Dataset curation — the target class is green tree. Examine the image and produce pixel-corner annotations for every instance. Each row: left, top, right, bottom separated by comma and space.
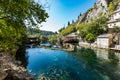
77, 16, 108, 42
108, 2, 115, 14
49, 34, 57, 44
0, 0, 48, 50
68, 21, 70, 26
110, 26, 120, 33
85, 33, 95, 43
0, 0, 48, 27
60, 25, 76, 36
58, 27, 65, 33
72, 20, 74, 24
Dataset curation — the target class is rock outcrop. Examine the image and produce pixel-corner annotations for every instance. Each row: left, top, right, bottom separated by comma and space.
76, 0, 120, 25
0, 51, 34, 80
76, 0, 110, 24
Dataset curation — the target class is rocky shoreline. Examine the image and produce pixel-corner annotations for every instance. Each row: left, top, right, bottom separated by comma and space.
0, 51, 34, 80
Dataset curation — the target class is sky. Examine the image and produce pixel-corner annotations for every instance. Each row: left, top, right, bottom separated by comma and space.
38, 0, 97, 32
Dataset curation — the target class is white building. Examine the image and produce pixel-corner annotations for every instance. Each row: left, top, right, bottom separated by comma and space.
97, 34, 113, 49
108, 10, 120, 28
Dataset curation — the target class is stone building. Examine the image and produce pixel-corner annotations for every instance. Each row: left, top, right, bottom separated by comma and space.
108, 5, 120, 29
97, 34, 113, 49
108, 10, 120, 28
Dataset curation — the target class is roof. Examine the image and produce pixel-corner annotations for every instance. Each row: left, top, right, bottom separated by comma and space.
65, 33, 77, 37
97, 34, 112, 38
62, 33, 78, 43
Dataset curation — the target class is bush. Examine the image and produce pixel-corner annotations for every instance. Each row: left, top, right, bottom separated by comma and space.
85, 33, 95, 43
77, 16, 108, 42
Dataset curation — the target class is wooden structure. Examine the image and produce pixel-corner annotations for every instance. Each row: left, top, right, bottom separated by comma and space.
62, 33, 78, 51
62, 33, 79, 43
26, 38, 39, 44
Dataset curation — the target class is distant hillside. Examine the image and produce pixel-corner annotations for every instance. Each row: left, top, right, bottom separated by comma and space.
40, 30, 55, 36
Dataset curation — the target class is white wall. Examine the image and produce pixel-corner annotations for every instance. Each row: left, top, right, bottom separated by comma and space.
113, 12, 120, 20
108, 22, 120, 28
97, 38, 109, 48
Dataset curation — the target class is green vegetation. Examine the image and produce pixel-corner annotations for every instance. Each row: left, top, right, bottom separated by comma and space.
52, 15, 108, 43
58, 27, 65, 33
108, 0, 120, 14
0, 20, 25, 50
77, 16, 108, 42
60, 25, 76, 36
49, 34, 58, 44
85, 33, 95, 43
108, 2, 115, 14
110, 26, 120, 33
68, 21, 71, 26
0, 0, 48, 51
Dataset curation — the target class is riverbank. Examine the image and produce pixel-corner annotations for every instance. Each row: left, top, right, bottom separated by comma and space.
78, 42, 97, 48
0, 51, 34, 80
78, 41, 120, 52
78, 41, 113, 50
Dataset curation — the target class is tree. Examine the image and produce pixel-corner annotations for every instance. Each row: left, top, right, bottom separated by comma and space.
68, 21, 70, 26
80, 13, 82, 16
49, 34, 57, 44
78, 13, 82, 19
108, 2, 115, 14
58, 27, 65, 33
72, 20, 74, 24
0, 0, 48, 50
85, 33, 95, 43
60, 25, 76, 36
55, 31, 58, 34
0, 0, 48, 28
77, 16, 108, 42
110, 26, 120, 33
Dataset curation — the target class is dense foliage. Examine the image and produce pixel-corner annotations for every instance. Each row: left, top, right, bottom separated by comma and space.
76, 16, 108, 42
49, 34, 58, 44
108, 2, 115, 14
108, 0, 119, 14
0, 0, 48, 51
60, 25, 76, 36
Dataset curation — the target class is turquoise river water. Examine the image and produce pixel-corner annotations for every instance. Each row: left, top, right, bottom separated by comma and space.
26, 47, 120, 80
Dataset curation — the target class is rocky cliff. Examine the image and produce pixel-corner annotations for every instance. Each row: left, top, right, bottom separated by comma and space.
76, 0, 113, 25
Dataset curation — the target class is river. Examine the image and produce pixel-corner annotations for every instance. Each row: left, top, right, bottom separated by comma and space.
26, 47, 120, 80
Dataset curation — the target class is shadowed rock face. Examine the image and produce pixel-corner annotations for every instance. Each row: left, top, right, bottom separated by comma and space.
63, 37, 79, 43
0, 71, 8, 80
4, 70, 34, 80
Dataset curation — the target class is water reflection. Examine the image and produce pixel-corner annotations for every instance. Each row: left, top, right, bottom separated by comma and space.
108, 51, 119, 64
26, 47, 120, 80
16, 45, 28, 68
88, 48, 120, 80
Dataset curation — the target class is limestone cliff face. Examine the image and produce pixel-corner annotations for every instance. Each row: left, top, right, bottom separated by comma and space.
76, 0, 110, 25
